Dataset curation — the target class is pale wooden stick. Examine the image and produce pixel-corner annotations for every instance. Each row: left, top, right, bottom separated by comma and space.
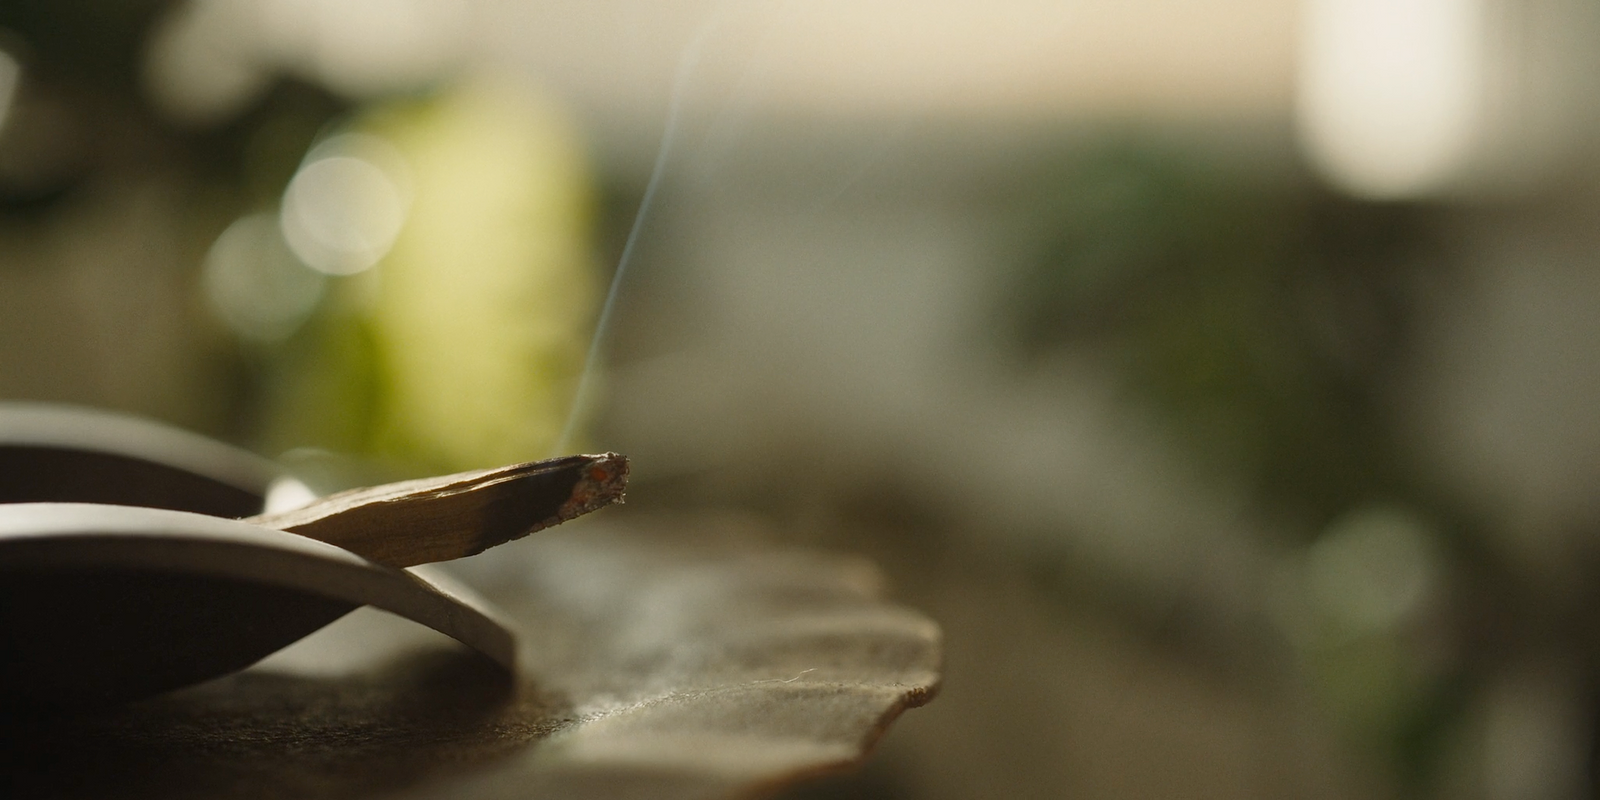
248, 453, 628, 568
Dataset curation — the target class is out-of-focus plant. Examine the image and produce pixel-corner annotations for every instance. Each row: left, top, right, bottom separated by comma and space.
257, 81, 598, 471
0, 1, 602, 475
999, 138, 1480, 787
1006, 142, 1432, 531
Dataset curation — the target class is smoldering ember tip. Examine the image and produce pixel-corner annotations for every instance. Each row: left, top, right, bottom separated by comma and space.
249, 453, 630, 568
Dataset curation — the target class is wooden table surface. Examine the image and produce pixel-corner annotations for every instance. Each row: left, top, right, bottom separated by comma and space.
0, 513, 941, 800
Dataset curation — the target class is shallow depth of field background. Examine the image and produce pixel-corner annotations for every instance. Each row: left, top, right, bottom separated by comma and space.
4, 1, 1600, 797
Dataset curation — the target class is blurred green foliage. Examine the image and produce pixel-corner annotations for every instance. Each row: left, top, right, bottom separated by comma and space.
0, 3, 600, 473
0, 1, 165, 90
1007, 140, 1439, 535
258, 83, 599, 472
1002, 138, 1484, 786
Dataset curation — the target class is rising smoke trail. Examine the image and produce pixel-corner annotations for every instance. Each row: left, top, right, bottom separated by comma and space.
554, 8, 737, 454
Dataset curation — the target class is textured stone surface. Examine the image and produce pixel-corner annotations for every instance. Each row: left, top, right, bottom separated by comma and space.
1, 514, 941, 799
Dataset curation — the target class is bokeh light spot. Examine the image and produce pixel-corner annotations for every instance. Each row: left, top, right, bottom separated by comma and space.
203, 213, 327, 343
1306, 504, 1440, 637
1297, 0, 1483, 199
281, 133, 411, 275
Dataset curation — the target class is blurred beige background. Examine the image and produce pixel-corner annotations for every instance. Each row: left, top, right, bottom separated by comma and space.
5, 1, 1600, 797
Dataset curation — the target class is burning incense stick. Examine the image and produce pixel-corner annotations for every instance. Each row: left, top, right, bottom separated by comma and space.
249, 453, 628, 568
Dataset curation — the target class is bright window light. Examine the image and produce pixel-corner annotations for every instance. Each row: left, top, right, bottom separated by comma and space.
1296, 0, 1484, 199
